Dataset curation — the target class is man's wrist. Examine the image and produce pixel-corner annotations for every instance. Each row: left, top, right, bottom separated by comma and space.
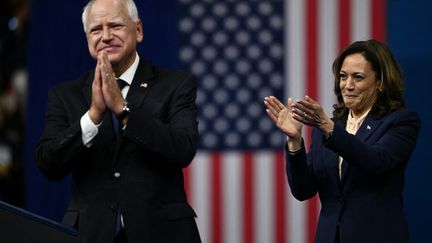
89, 108, 103, 124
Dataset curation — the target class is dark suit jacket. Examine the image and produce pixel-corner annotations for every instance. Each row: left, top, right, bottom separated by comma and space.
35, 59, 201, 243
286, 107, 420, 243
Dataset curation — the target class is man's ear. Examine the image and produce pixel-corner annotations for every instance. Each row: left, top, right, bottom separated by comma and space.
136, 19, 144, 43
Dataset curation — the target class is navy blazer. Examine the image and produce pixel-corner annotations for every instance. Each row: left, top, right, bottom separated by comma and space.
35, 59, 201, 243
286, 107, 420, 243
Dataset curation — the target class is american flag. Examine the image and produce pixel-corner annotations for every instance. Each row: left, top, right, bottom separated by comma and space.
178, 0, 386, 242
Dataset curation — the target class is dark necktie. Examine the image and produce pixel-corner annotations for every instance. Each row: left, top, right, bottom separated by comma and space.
114, 80, 127, 237
112, 79, 128, 137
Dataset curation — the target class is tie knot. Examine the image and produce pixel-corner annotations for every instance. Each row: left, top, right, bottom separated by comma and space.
117, 79, 128, 90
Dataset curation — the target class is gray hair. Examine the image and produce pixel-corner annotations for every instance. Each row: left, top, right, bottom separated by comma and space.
82, 0, 139, 33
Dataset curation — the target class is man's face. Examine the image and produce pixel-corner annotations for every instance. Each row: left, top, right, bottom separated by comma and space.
85, 0, 143, 74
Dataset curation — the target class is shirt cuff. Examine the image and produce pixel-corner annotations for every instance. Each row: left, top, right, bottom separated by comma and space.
80, 111, 101, 147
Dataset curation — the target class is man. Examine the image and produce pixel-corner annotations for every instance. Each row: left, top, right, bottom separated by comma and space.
34, 0, 201, 242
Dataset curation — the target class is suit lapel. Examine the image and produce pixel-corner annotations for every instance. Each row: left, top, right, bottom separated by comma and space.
114, 60, 155, 159
340, 113, 382, 185
125, 59, 155, 110
355, 115, 382, 143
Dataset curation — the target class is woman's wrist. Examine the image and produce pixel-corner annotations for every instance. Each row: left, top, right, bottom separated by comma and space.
287, 136, 302, 152
320, 119, 334, 138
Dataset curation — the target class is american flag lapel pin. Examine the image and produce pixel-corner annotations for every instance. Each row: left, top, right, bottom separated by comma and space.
367, 125, 371, 130
140, 82, 148, 88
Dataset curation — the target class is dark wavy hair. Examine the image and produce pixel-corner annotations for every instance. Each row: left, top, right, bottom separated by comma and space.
332, 39, 405, 119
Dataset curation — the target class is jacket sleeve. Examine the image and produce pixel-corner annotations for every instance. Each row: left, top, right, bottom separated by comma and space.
34, 86, 88, 181
285, 138, 318, 201
323, 108, 420, 176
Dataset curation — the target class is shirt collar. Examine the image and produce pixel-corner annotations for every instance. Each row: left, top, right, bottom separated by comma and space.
348, 107, 372, 126
117, 52, 140, 86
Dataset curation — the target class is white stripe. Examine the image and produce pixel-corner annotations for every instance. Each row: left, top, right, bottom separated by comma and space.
286, 0, 307, 242
318, 0, 338, 115
254, 151, 275, 243
222, 152, 243, 243
288, 194, 307, 243
286, 0, 306, 100
284, 174, 291, 243
190, 152, 211, 243
351, 0, 371, 41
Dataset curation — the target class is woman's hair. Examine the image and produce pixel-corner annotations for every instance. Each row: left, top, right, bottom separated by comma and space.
332, 39, 405, 119
81, 0, 139, 33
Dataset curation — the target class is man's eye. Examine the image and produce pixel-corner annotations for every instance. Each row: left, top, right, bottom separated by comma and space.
90, 28, 101, 34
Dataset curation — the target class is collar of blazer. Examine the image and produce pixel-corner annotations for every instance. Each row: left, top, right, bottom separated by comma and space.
125, 59, 155, 109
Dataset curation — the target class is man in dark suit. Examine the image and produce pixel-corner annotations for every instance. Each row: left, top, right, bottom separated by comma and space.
34, 0, 201, 242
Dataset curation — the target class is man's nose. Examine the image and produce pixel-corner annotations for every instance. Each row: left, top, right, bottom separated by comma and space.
102, 28, 113, 42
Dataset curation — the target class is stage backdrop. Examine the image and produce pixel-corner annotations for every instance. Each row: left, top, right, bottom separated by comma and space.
25, 0, 432, 243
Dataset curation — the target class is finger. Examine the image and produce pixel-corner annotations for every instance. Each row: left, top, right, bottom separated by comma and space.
102, 52, 116, 78
270, 96, 286, 110
287, 97, 294, 106
98, 54, 108, 83
95, 62, 100, 81
265, 108, 278, 124
291, 108, 305, 120
292, 105, 313, 124
292, 100, 310, 115
264, 97, 280, 111
296, 99, 320, 118
99, 52, 115, 84
94, 64, 102, 88
296, 99, 316, 111
292, 112, 305, 124
264, 99, 280, 118
292, 111, 312, 126
304, 95, 317, 103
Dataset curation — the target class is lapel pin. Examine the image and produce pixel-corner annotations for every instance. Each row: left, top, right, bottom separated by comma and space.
366, 125, 371, 130
140, 82, 148, 88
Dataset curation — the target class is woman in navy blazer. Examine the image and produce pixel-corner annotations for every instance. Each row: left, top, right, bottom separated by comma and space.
264, 40, 420, 243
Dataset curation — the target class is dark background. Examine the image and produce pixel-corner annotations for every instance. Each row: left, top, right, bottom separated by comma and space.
0, 0, 430, 242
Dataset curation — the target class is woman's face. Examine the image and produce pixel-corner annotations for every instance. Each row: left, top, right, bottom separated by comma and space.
339, 53, 380, 116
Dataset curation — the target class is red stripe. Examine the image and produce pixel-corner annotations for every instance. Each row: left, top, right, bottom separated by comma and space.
306, 0, 318, 102
338, 0, 351, 50
372, 0, 387, 41
305, 0, 318, 148
211, 153, 222, 243
307, 196, 320, 243
243, 152, 254, 243
274, 151, 286, 243
306, 0, 319, 242
183, 166, 191, 200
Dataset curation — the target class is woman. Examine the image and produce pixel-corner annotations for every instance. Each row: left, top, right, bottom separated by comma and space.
264, 40, 420, 243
